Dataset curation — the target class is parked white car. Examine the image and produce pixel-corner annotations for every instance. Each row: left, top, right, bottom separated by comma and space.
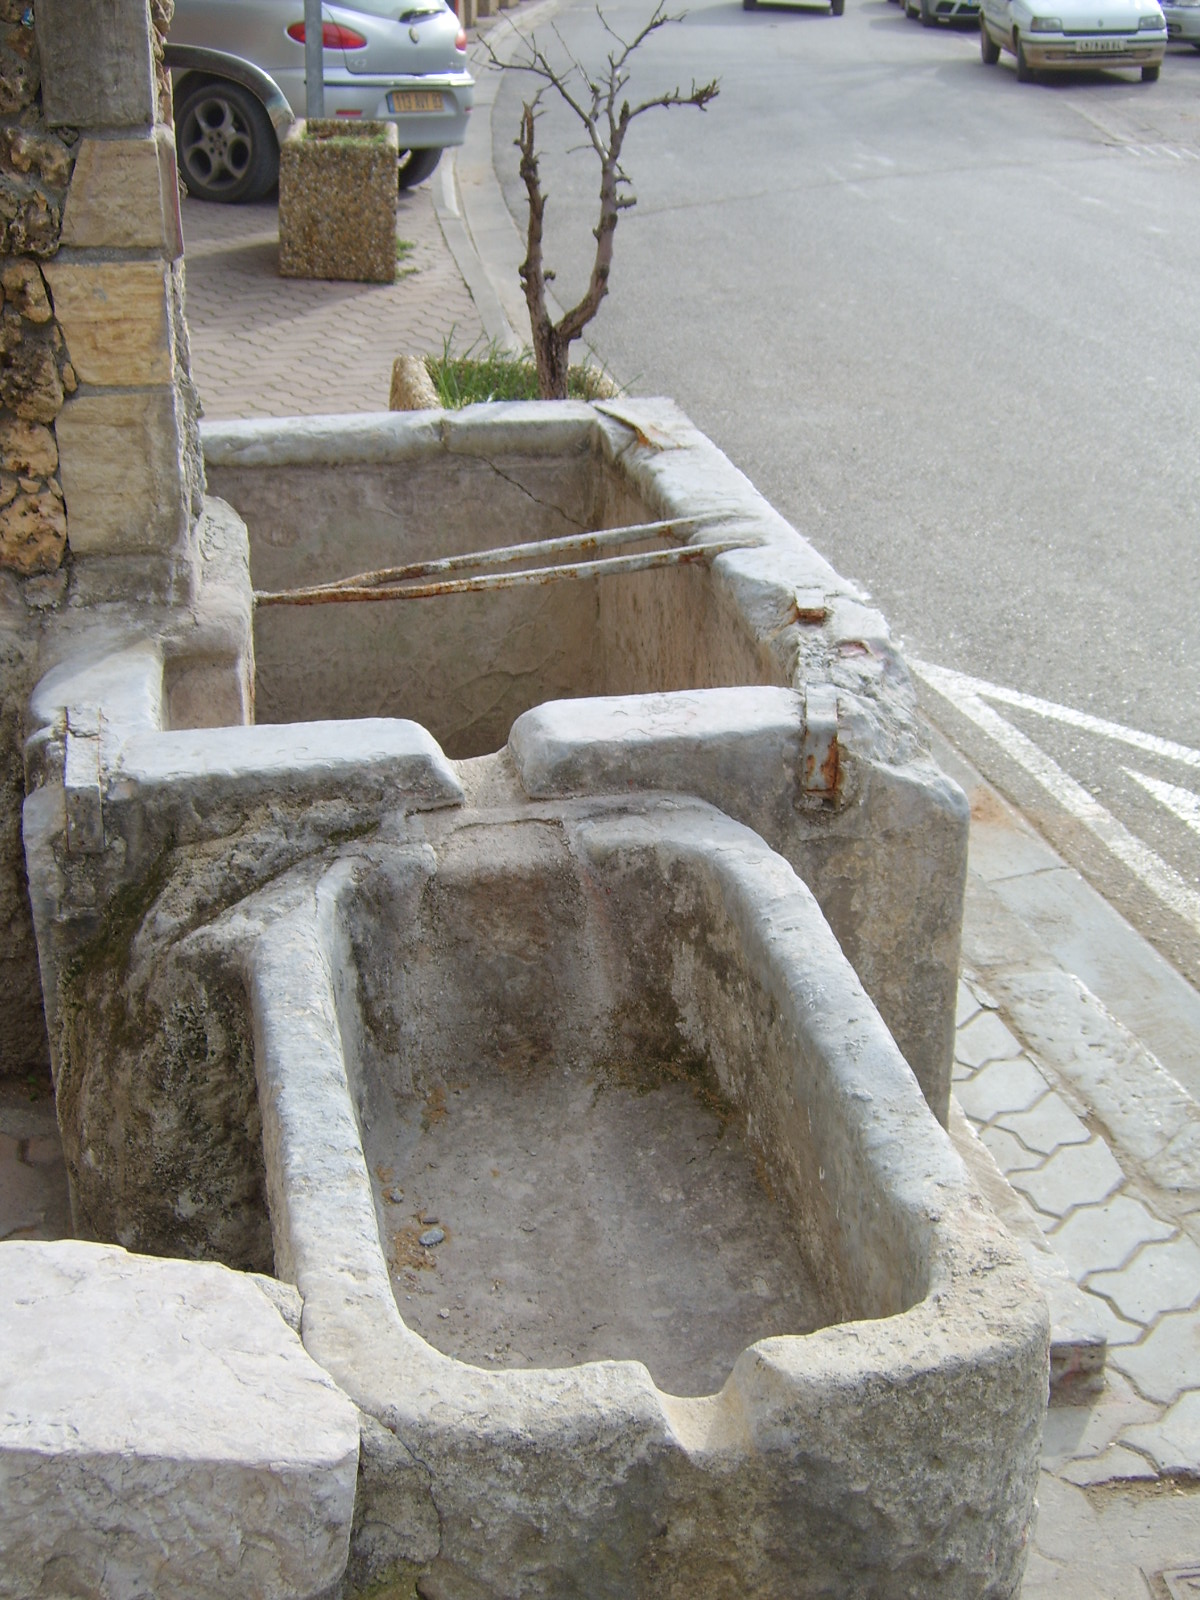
979, 0, 1167, 77
169, 0, 474, 202
1162, 0, 1200, 43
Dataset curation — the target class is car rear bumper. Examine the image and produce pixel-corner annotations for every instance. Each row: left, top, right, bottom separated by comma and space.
1021, 33, 1166, 65
275, 67, 474, 149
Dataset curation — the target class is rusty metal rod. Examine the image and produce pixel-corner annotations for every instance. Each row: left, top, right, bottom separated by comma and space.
254, 538, 756, 607
320, 515, 711, 592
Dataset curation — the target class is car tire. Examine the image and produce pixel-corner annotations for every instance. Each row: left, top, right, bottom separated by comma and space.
1141, 62, 1160, 80
920, 0, 937, 26
905, 0, 917, 18
175, 79, 278, 204
397, 147, 443, 189
831, 0, 845, 15
1015, 35, 1034, 80
980, 19, 1001, 61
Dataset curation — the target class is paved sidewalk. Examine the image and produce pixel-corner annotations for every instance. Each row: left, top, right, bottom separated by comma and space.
4, 5, 1199, 1591
181, 181, 486, 420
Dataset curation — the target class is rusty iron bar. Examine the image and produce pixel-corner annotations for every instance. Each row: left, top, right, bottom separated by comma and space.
254, 538, 756, 608
320, 515, 711, 593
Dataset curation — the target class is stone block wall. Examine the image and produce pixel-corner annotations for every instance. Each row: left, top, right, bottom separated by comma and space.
0, 0, 206, 1078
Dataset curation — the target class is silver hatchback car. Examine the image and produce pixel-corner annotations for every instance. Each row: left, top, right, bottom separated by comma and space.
169, 0, 474, 201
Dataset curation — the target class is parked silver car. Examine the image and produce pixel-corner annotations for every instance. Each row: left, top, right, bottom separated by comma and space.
169, 0, 474, 202
1162, 0, 1200, 43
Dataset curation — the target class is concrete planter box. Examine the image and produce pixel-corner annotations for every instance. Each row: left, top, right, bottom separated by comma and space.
278, 118, 398, 284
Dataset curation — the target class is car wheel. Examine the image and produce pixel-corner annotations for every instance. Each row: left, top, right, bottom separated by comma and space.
175, 79, 278, 204
1141, 62, 1160, 80
920, 0, 938, 26
1015, 34, 1034, 80
397, 147, 442, 189
905, 0, 917, 18
980, 19, 1001, 60
831, 0, 845, 15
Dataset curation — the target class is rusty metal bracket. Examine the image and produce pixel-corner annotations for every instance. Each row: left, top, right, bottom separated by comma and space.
802, 685, 841, 799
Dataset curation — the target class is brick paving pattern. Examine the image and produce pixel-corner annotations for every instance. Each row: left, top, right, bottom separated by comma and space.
181, 185, 486, 421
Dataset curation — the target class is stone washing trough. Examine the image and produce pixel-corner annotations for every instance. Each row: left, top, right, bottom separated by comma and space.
226, 782, 1047, 1598
16, 401, 1047, 1597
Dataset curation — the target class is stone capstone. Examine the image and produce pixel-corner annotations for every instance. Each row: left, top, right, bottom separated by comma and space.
54, 387, 189, 555
0, 1240, 360, 1600
61, 129, 183, 256
35, 0, 157, 131
41, 259, 174, 386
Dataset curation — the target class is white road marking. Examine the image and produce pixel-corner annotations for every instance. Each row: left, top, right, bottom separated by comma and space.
1126, 769, 1200, 840
913, 660, 1200, 936
912, 661, 1200, 772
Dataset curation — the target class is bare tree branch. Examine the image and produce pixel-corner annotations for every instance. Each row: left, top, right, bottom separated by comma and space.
485, 3, 718, 399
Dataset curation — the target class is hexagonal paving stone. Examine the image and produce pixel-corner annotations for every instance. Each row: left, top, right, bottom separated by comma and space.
978, 1123, 1046, 1175
955, 1009, 1026, 1070
954, 1056, 1050, 1125
1087, 1235, 1200, 1325
1109, 1310, 1200, 1405
956, 983, 982, 1029
1077, 1290, 1146, 1345
1121, 1390, 1200, 1475
995, 1092, 1091, 1157
1010, 1137, 1124, 1219
1050, 1195, 1177, 1279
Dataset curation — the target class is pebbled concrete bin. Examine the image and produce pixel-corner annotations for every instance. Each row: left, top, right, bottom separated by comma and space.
278, 119, 398, 284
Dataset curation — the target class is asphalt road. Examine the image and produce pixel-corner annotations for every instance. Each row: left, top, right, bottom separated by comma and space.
488, 0, 1200, 991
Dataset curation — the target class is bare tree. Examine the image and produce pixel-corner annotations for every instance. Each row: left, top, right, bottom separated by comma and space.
489, 5, 718, 400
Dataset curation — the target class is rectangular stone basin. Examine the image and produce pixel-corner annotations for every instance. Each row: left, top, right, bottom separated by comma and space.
241, 789, 1047, 1599
198, 400, 969, 1117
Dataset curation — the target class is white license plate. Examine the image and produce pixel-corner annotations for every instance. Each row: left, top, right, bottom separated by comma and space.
387, 90, 445, 113
1072, 37, 1127, 50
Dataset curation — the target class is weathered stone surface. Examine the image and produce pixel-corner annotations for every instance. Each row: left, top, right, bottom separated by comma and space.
2, 124, 74, 188
55, 388, 188, 555
0, 485, 65, 573
0, 1240, 359, 1600
0, 308, 61, 421
0, 256, 49, 321
35, 0, 156, 130
0, 414, 57, 475
42, 259, 173, 385
0, 173, 60, 257
0, 20, 38, 116
61, 129, 182, 256
279, 120, 399, 285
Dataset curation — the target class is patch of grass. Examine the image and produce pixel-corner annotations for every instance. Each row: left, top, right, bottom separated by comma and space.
424, 335, 618, 407
395, 237, 415, 262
